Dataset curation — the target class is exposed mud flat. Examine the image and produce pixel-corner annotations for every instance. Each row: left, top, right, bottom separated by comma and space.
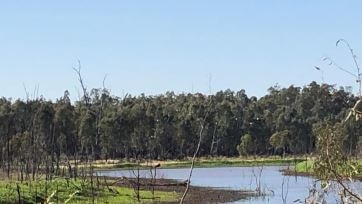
110, 177, 258, 204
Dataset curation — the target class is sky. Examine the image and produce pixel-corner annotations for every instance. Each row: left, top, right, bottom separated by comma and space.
1, 1, 362, 101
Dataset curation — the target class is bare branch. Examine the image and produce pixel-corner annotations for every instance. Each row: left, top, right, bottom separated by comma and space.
336, 39, 362, 98
102, 74, 108, 91
72, 60, 90, 106
281, 174, 290, 204
322, 57, 358, 78
336, 39, 360, 77
22, 83, 29, 101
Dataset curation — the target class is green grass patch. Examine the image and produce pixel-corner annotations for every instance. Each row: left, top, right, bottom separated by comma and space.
151, 157, 305, 169
98, 187, 177, 204
294, 160, 314, 173
294, 159, 362, 177
0, 178, 178, 204
93, 157, 306, 170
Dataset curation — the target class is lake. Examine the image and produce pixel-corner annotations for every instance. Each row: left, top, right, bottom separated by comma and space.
97, 166, 362, 203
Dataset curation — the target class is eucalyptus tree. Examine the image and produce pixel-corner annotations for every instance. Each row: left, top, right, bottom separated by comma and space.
0, 98, 13, 177
0, 77, 360, 179
53, 91, 77, 175
99, 96, 121, 160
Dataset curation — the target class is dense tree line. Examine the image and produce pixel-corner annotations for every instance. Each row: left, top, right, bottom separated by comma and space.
0, 81, 361, 177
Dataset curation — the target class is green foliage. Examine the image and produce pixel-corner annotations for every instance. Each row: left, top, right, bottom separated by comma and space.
294, 160, 314, 173
313, 122, 358, 184
0, 178, 178, 203
237, 134, 254, 156
0, 81, 359, 168
269, 130, 289, 151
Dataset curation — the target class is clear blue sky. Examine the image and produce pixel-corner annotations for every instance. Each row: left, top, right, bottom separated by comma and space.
1, 1, 362, 101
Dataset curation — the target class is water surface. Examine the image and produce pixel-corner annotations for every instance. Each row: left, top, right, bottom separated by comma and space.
98, 166, 362, 203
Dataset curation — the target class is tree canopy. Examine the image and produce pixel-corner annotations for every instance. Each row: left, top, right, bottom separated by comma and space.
0, 81, 360, 176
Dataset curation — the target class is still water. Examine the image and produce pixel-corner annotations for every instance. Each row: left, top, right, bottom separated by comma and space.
97, 166, 362, 203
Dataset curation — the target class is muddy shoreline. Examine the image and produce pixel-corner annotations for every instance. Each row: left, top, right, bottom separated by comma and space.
108, 176, 258, 204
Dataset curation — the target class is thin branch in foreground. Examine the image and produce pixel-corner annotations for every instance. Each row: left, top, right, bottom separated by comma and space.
180, 105, 210, 204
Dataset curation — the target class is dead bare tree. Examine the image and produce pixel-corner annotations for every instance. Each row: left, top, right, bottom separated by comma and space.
304, 181, 326, 204
131, 166, 141, 202
147, 162, 160, 199
73, 60, 90, 107
251, 165, 264, 195
281, 175, 289, 204
209, 121, 219, 156
72, 61, 91, 181
73, 61, 96, 204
